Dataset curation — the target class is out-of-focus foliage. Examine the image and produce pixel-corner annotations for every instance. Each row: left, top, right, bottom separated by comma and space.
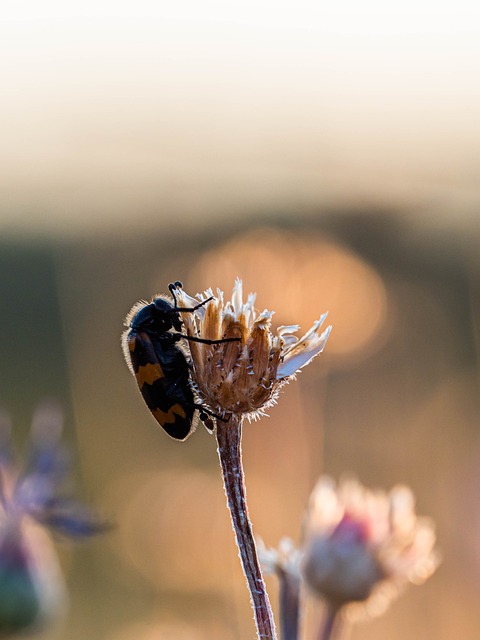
0, 211, 476, 638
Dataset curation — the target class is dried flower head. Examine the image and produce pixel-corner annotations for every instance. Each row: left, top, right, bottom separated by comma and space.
258, 536, 301, 580
175, 279, 331, 420
0, 403, 103, 635
257, 537, 303, 640
301, 476, 439, 616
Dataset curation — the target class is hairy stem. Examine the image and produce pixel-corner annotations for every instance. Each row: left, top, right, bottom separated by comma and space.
216, 414, 277, 640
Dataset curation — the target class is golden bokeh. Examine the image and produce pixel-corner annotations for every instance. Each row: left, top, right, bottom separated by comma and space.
186, 228, 389, 364
106, 617, 236, 640
111, 468, 236, 591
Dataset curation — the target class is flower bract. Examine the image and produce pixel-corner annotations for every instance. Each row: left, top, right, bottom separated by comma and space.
175, 279, 331, 420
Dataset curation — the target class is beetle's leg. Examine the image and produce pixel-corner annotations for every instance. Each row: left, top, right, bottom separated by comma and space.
171, 332, 240, 346
195, 404, 229, 424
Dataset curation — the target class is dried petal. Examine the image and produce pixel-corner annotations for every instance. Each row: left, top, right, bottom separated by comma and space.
175, 280, 331, 420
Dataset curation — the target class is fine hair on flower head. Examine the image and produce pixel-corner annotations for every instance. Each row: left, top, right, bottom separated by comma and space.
174, 278, 331, 422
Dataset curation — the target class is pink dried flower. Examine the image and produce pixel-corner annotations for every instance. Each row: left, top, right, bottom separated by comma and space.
301, 476, 440, 615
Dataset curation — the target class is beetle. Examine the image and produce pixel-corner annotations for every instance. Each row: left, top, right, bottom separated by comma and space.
122, 281, 237, 440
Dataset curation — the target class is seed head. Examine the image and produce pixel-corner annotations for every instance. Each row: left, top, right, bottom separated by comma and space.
175, 279, 331, 420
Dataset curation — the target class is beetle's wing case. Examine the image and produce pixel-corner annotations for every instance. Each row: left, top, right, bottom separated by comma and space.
122, 290, 221, 440
124, 328, 197, 440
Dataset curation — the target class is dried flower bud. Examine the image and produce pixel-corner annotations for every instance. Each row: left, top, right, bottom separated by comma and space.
175, 279, 331, 419
258, 537, 302, 640
258, 536, 301, 580
303, 515, 384, 606
301, 476, 440, 616
0, 521, 65, 635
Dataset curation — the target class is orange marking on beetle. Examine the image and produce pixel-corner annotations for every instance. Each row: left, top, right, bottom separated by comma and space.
153, 403, 187, 424
128, 336, 136, 352
135, 363, 164, 387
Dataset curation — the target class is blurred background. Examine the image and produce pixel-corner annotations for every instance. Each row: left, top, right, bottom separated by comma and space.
1, 1, 479, 638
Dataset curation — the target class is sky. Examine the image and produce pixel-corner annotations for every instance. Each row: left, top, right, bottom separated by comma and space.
1, 1, 480, 236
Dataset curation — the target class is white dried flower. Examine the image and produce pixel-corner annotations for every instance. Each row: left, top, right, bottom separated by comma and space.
175, 279, 331, 419
257, 537, 301, 579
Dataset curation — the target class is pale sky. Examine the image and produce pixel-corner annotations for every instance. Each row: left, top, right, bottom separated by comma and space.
1, 0, 480, 237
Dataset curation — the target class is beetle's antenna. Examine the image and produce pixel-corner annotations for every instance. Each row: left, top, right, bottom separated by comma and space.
168, 281, 183, 307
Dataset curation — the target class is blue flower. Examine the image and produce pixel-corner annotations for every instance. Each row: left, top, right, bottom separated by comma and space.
0, 402, 104, 635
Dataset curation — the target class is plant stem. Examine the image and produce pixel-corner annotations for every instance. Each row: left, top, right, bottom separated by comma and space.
278, 569, 301, 640
216, 414, 278, 640
318, 606, 340, 640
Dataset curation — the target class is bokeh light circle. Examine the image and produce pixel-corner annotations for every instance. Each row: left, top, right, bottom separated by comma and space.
186, 228, 389, 364
113, 469, 235, 591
